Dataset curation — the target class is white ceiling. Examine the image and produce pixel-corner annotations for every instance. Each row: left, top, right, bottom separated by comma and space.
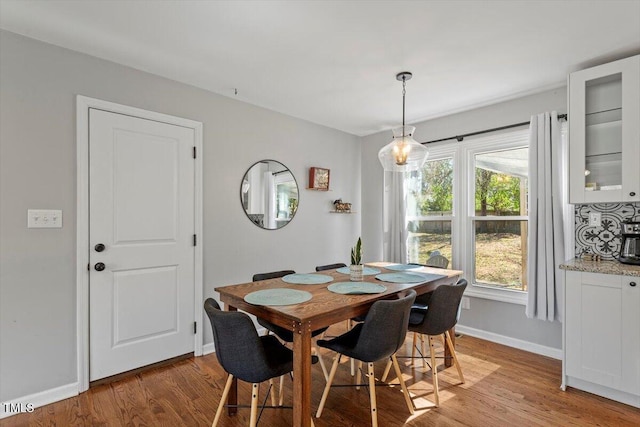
1, 0, 639, 136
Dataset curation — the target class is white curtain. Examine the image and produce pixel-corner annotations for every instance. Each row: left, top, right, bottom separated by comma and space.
263, 172, 276, 229
526, 111, 568, 321
383, 171, 408, 263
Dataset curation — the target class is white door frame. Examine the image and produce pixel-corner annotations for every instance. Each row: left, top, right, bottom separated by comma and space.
76, 95, 203, 392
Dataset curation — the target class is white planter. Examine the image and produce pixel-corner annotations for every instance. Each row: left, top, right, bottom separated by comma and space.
350, 264, 363, 282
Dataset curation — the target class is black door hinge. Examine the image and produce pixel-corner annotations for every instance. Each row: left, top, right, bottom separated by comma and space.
193, 234, 197, 246
87, 263, 90, 271
193, 321, 197, 334
193, 146, 196, 159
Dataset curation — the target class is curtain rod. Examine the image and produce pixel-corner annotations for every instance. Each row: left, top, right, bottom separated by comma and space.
420, 113, 567, 145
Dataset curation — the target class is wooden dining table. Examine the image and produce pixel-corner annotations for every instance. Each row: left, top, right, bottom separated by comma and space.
215, 261, 463, 427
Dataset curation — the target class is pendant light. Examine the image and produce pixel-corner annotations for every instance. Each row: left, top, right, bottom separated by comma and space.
378, 72, 429, 172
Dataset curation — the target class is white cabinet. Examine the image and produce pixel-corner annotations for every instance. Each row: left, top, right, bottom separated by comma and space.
563, 271, 640, 407
568, 55, 640, 204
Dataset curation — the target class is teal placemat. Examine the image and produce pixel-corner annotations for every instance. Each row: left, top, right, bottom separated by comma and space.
282, 273, 333, 285
411, 273, 446, 282
244, 288, 312, 306
327, 282, 387, 295
384, 264, 422, 271
336, 266, 381, 275
376, 272, 430, 283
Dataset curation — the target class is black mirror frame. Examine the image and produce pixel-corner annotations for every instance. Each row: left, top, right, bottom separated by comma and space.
240, 159, 299, 230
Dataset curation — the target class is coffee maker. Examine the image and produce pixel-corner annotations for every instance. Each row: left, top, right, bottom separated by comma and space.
618, 221, 640, 265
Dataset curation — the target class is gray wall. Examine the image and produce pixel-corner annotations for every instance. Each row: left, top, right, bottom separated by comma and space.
361, 88, 567, 350
0, 31, 360, 401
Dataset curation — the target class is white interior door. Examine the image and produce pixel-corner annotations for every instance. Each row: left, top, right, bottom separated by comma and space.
89, 108, 195, 381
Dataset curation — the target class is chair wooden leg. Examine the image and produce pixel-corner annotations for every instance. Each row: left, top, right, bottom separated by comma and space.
278, 375, 285, 406
348, 321, 354, 376
445, 331, 465, 383
268, 378, 276, 406
316, 354, 341, 418
367, 362, 378, 427
411, 332, 417, 364
249, 383, 259, 427
313, 346, 329, 381
420, 334, 427, 368
381, 358, 392, 382
356, 360, 363, 390
429, 335, 440, 407
391, 354, 415, 414
212, 374, 234, 427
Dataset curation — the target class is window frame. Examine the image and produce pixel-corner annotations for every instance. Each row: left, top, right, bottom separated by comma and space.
405, 151, 457, 264
464, 130, 530, 304
407, 127, 531, 305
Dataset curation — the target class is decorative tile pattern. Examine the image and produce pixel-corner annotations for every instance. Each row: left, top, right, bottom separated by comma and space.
574, 203, 640, 260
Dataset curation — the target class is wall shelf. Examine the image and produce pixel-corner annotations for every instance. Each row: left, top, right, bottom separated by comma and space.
330, 211, 356, 214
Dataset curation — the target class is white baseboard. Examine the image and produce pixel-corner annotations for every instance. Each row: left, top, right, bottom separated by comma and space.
202, 342, 216, 355
456, 324, 562, 360
1, 382, 78, 419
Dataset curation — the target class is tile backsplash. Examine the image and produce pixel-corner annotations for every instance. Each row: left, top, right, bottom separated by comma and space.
575, 203, 640, 260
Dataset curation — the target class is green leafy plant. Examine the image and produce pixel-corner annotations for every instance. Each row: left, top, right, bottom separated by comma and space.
350, 237, 362, 265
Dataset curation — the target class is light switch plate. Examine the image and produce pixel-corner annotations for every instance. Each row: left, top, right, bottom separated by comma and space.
589, 212, 602, 227
27, 209, 62, 228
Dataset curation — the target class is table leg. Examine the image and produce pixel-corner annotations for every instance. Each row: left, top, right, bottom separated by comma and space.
226, 305, 238, 415
444, 326, 455, 368
293, 322, 312, 427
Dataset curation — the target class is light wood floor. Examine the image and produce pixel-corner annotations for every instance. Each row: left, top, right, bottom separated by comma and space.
3, 325, 640, 426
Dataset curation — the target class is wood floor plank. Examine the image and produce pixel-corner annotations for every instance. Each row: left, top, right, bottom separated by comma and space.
2, 325, 640, 426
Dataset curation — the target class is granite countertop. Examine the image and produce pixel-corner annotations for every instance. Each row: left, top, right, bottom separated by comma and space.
560, 258, 640, 277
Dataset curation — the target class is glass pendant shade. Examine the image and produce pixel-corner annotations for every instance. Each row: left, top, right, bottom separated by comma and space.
378, 125, 429, 172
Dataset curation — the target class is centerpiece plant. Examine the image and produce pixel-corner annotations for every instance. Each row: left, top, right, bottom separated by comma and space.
350, 237, 363, 281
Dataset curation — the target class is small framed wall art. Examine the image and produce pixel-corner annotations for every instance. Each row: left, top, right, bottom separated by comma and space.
308, 167, 330, 190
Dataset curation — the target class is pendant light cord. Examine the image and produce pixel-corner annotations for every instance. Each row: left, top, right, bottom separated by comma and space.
401, 76, 406, 129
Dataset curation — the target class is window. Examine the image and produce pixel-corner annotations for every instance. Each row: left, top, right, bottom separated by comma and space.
405, 128, 530, 303
471, 147, 528, 291
407, 156, 454, 263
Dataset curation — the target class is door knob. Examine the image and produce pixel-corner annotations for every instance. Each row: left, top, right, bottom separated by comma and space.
630, 282, 637, 287
94, 243, 105, 252
94, 262, 106, 271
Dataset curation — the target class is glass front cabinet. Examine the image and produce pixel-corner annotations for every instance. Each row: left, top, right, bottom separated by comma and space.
569, 55, 640, 204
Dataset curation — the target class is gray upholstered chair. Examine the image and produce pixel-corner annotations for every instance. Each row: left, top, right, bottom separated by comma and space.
315, 262, 366, 376
315, 290, 417, 427
385, 279, 467, 407
252, 270, 296, 282
407, 255, 450, 359
424, 254, 449, 269
253, 271, 329, 384
204, 298, 304, 427
315, 263, 346, 271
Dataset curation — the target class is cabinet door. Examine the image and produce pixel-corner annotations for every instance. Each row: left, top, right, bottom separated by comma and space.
621, 276, 640, 395
569, 55, 640, 204
566, 272, 623, 388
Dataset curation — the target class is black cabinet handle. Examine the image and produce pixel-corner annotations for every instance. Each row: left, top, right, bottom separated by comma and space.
631, 192, 636, 197
94, 262, 106, 272
630, 282, 637, 287
95, 243, 105, 252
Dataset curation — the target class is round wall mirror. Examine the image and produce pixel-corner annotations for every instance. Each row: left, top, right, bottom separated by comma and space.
240, 160, 299, 230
